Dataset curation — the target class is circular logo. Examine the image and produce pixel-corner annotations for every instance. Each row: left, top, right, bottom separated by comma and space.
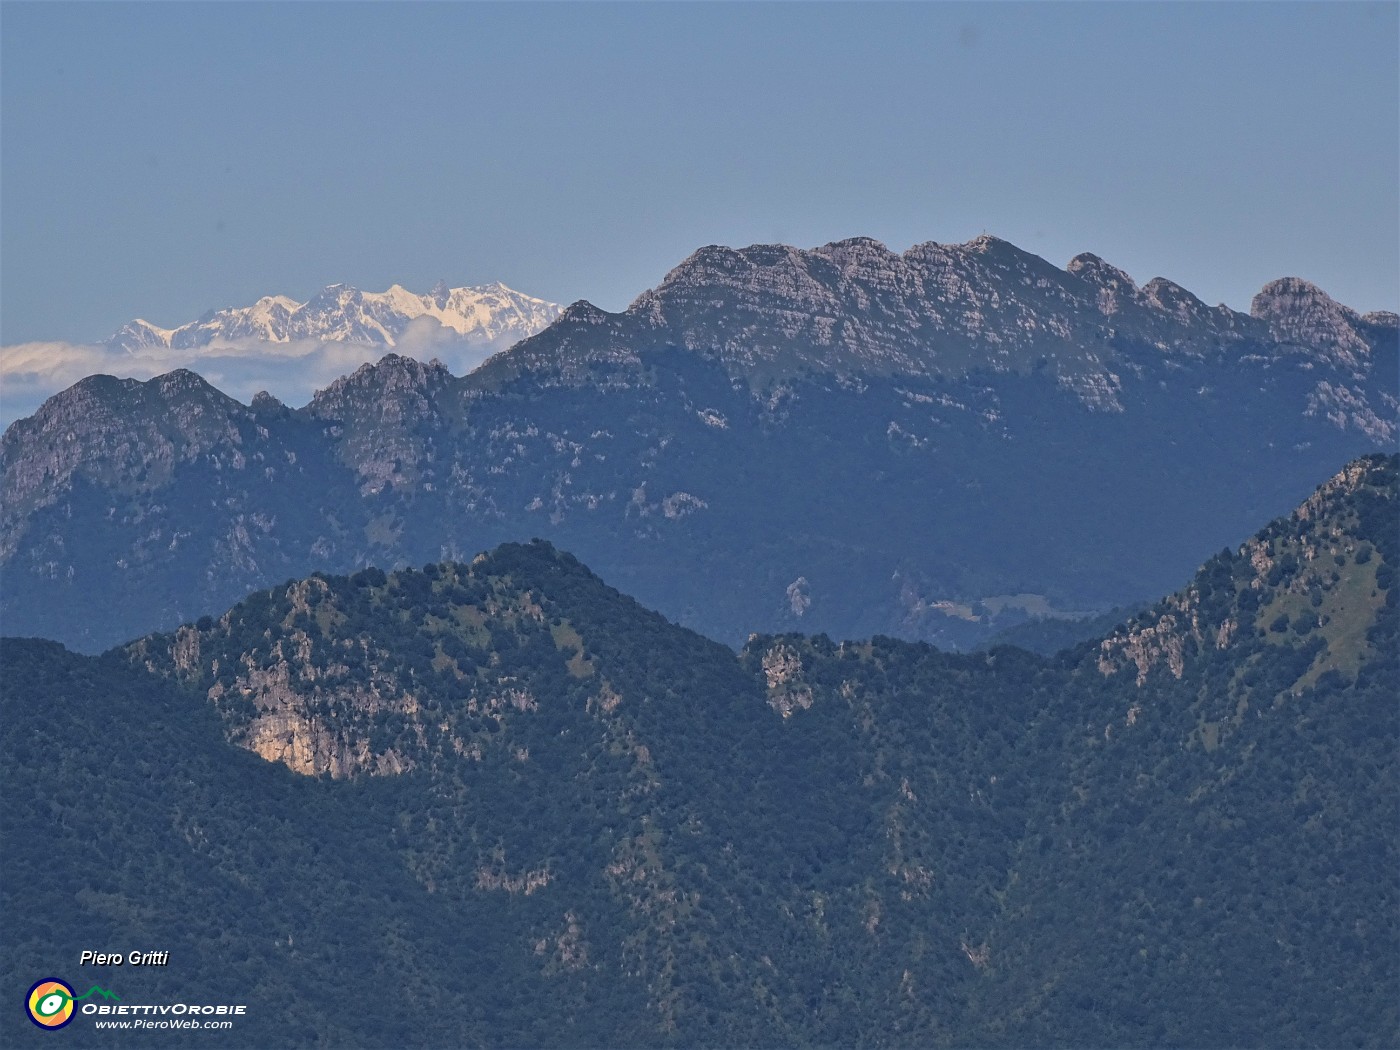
26, 978, 76, 1030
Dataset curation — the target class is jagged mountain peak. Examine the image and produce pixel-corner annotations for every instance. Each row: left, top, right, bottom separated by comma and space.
831, 234, 890, 250
659, 234, 957, 285
1249, 275, 1376, 325
110, 318, 177, 352
151, 367, 224, 397
1252, 274, 1332, 306
309, 352, 453, 405
1250, 276, 1381, 368
307, 281, 359, 300
300, 354, 459, 495
960, 231, 1021, 255
249, 390, 287, 414
557, 300, 612, 325
1066, 252, 1138, 290
653, 242, 797, 286
809, 235, 896, 266
103, 279, 564, 354
1141, 274, 1199, 303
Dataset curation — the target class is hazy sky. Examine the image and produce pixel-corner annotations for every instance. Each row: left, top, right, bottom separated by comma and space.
3, 2, 1397, 344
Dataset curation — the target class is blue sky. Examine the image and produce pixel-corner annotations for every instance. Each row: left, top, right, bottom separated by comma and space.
3, 2, 1396, 344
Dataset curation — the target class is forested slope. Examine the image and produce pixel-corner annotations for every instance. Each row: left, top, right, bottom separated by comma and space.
4, 456, 1394, 1046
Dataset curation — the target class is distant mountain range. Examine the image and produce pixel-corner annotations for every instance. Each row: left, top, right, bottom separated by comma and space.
3, 235, 1395, 652
105, 280, 563, 353
6, 454, 1395, 1046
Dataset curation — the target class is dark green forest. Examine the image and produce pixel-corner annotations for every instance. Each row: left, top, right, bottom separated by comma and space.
3, 455, 1395, 1047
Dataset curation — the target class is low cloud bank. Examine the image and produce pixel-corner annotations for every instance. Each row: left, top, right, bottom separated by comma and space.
1, 321, 505, 430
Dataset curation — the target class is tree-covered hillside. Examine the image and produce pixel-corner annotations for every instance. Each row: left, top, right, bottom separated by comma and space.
3, 455, 1395, 1047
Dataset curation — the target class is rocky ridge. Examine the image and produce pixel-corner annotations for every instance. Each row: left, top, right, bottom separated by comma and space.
482, 235, 1394, 401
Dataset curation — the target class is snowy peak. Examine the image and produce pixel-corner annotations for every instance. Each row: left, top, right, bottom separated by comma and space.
109, 318, 177, 351
105, 282, 564, 353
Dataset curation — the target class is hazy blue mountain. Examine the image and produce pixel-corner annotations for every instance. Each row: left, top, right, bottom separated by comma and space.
4, 236, 1394, 652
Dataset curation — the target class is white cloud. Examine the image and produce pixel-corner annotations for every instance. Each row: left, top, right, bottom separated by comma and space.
0, 329, 508, 430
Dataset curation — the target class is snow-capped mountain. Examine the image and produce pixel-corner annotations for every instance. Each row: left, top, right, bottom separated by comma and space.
105, 281, 563, 353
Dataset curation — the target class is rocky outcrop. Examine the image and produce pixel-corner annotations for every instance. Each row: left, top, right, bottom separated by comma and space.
760, 641, 814, 717
306, 354, 458, 493
127, 552, 583, 778
1250, 277, 1386, 372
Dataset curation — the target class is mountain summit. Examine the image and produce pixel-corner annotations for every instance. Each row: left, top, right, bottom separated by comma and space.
106, 280, 563, 353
